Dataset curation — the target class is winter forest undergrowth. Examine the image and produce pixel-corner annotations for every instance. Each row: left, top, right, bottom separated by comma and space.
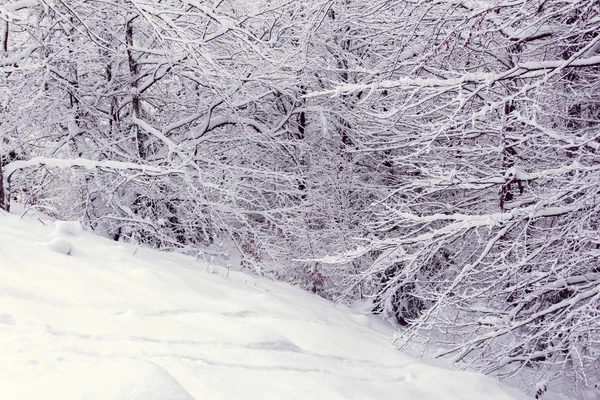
0, 0, 599, 397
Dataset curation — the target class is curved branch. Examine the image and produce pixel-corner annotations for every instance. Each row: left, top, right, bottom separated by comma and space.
1, 157, 183, 212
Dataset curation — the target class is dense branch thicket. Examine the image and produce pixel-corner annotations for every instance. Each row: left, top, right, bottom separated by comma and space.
1, 0, 598, 396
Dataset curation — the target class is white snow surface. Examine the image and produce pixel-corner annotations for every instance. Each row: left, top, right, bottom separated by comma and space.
0, 211, 530, 400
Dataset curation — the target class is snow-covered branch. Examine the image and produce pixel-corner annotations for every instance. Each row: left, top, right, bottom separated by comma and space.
1, 157, 183, 212
4, 157, 181, 177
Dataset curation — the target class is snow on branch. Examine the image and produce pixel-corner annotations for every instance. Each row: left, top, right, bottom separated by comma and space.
306, 55, 600, 98
130, 117, 178, 156
2, 0, 38, 14
0, 44, 38, 67
1, 157, 183, 211
305, 74, 495, 98
503, 162, 600, 181
439, 285, 600, 361
517, 55, 600, 70
4, 156, 182, 177
380, 204, 575, 241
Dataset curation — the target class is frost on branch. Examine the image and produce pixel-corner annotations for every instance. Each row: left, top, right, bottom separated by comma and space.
1, 0, 599, 396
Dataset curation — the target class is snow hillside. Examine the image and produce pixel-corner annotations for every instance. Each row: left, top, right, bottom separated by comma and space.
0, 211, 528, 400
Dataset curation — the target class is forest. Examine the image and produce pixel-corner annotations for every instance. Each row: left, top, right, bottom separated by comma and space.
1, 0, 598, 395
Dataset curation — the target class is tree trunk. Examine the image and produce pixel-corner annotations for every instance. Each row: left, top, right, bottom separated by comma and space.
126, 15, 145, 159
0, 161, 7, 211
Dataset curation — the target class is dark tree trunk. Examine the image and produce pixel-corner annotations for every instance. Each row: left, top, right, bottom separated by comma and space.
126, 15, 145, 159
0, 161, 8, 212
1, 21, 8, 53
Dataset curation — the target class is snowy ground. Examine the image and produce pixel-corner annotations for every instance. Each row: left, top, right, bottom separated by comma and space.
0, 210, 531, 400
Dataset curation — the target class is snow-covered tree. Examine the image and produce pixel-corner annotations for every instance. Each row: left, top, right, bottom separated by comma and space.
1, 0, 598, 395
310, 0, 600, 391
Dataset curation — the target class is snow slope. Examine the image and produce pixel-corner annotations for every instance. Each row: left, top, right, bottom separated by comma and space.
0, 210, 529, 400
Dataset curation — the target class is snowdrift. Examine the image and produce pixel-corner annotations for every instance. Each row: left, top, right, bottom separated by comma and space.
0, 211, 529, 400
